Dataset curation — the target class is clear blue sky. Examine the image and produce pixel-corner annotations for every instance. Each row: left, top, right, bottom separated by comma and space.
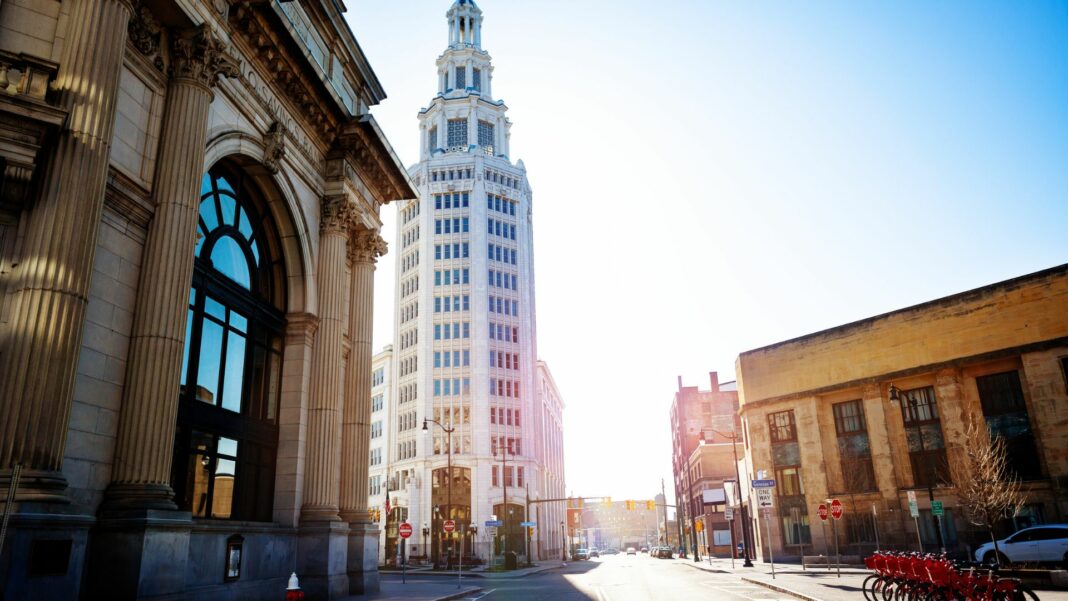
348, 1, 1068, 505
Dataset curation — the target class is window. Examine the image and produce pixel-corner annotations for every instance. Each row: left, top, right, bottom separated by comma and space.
447, 119, 468, 149
428, 127, 437, 154
976, 371, 1042, 480
473, 68, 481, 91
833, 400, 877, 492
174, 168, 284, 523
478, 121, 495, 154
900, 386, 950, 487
455, 66, 466, 89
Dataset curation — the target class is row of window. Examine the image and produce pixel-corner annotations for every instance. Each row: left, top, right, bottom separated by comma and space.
434, 295, 470, 313
485, 169, 520, 190
400, 301, 418, 324
490, 378, 521, 398
399, 328, 417, 350
434, 192, 470, 210
434, 268, 471, 286
372, 394, 384, 412
490, 465, 525, 488
370, 421, 383, 439
372, 368, 385, 387
489, 322, 520, 343
399, 382, 417, 404
491, 437, 522, 456
489, 270, 518, 290
398, 440, 417, 460
433, 322, 470, 340
434, 406, 470, 427
432, 435, 472, 455
489, 295, 519, 316
433, 378, 472, 397
402, 226, 419, 249
489, 244, 517, 265
490, 407, 521, 426
434, 350, 471, 368
402, 201, 420, 224
400, 274, 419, 298
488, 194, 517, 216
435, 243, 470, 261
401, 251, 419, 273
488, 218, 516, 241
369, 475, 383, 496
399, 411, 418, 432
399, 355, 417, 377
491, 351, 520, 371
434, 217, 470, 235
430, 168, 473, 182
370, 447, 382, 466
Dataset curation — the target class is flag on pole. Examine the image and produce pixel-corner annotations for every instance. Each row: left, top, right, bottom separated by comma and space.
384, 491, 391, 519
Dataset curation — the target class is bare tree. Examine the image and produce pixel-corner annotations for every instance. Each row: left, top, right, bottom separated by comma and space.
949, 415, 1026, 566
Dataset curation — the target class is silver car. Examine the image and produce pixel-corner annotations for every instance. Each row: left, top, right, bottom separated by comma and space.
974, 524, 1068, 567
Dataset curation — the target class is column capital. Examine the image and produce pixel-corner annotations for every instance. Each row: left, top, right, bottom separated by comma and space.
348, 228, 388, 265
170, 24, 239, 89
321, 195, 359, 235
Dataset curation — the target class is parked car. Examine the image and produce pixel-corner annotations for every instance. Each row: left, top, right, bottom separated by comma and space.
574, 548, 590, 560
589, 549, 600, 558
603, 548, 619, 555
639, 546, 649, 554
974, 524, 1068, 567
626, 547, 637, 555
654, 547, 673, 559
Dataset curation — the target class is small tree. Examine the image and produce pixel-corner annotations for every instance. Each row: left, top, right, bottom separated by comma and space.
949, 415, 1026, 566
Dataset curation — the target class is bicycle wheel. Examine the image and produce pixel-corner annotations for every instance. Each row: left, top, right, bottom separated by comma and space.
863, 575, 882, 601
997, 584, 1040, 601
882, 579, 898, 601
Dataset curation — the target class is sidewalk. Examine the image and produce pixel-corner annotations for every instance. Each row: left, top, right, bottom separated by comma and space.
677, 557, 1068, 601
340, 580, 482, 601
379, 562, 564, 579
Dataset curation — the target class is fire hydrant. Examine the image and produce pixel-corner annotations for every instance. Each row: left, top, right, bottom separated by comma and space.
285, 572, 304, 601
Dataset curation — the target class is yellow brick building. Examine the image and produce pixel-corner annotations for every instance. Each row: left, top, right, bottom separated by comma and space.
735, 264, 1068, 561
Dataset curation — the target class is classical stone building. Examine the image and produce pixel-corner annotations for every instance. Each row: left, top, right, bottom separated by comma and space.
368, 0, 567, 566
0, 0, 413, 598
736, 264, 1068, 561
668, 372, 739, 557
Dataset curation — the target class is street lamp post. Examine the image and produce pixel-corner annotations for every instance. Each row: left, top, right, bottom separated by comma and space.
422, 524, 429, 563
707, 430, 754, 568
560, 521, 566, 560
424, 419, 455, 564
889, 384, 946, 553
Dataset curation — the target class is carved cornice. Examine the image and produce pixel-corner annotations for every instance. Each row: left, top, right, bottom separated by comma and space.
170, 25, 239, 89
320, 195, 359, 235
263, 121, 286, 174
330, 119, 413, 206
348, 227, 387, 265
229, 1, 340, 145
127, 1, 164, 72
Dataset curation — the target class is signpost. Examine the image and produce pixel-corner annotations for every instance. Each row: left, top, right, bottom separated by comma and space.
398, 522, 412, 584
907, 490, 922, 552
817, 504, 830, 573
829, 499, 842, 577
443, 519, 456, 533
725, 507, 735, 569
753, 480, 776, 578
931, 500, 944, 517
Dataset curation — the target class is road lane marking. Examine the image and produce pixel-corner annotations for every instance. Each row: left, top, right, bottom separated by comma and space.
465, 589, 495, 600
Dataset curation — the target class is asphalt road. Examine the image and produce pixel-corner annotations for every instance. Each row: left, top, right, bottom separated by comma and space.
384, 554, 800, 601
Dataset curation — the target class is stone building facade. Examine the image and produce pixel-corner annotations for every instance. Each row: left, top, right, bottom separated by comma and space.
370, 0, 567, 567
0, 0, 413, 598
685, 440, 738, 557
668, 372, 739, 556
736, 264, 1068, 561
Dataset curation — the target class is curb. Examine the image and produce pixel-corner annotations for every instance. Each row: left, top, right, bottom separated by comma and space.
431, 586, 483, 601
742, 577, 821, 601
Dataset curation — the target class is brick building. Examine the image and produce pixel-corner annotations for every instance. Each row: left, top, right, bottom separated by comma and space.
736, 264, 1068, 561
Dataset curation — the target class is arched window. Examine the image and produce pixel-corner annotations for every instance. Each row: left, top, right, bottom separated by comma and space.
172, 166, 286, 522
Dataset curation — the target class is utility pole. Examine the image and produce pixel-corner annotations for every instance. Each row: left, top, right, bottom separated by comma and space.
661, 479, 669, 545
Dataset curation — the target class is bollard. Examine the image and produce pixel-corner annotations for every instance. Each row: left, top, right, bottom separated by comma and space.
285, 572, 305, 601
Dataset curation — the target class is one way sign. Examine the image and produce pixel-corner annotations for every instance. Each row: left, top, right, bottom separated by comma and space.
755, 487, 774, 509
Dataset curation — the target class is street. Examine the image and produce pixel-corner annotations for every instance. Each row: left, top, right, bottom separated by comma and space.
381, 555, 804, 601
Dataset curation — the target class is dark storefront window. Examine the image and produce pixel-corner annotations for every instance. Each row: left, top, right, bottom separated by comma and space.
975, 371, 1042, 480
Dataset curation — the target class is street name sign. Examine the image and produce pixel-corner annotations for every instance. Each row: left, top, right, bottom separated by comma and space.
725, 507, 734, 521
907, 490, 919, 518
520, 521, 536, 527
830, 498, 843, 520
755, 487, 774, 509
399, 523, 413, 539
752, 479, 776, 489
443, 519, 456, 533
817, 504, 829, 521
485, 520, 503, 527
931, 500, 944, 517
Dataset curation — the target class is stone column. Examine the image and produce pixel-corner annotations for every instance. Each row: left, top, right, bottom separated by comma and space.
105, 25, 239, 510
302, 196, 357, 522
0, 0, 132, 501
342, 228, 386, 594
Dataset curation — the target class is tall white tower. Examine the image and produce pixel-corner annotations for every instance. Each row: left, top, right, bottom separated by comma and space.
375, 0, 564, 565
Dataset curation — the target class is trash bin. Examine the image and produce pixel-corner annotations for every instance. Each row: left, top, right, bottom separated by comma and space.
504, 551, 518, 570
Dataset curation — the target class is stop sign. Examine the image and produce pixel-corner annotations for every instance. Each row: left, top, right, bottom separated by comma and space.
399, 522, 413, 539
830, 499, 843, 520
817, 504, 829, 521
443, 519, 456, 533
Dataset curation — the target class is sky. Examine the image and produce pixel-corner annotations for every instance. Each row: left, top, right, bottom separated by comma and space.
347, 1, 1068, 505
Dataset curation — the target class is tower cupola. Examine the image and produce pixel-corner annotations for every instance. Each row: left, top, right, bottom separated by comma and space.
447, 0, 482, 49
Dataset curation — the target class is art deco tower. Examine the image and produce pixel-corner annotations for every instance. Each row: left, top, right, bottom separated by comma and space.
372, 0, 565, 564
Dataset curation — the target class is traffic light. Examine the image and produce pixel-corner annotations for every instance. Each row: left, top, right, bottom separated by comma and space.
527, 527, 534, 537
696, 519, 704, 533
646, 500, 656, 511
375, 509, 381, 522
625, 500, 635, 510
